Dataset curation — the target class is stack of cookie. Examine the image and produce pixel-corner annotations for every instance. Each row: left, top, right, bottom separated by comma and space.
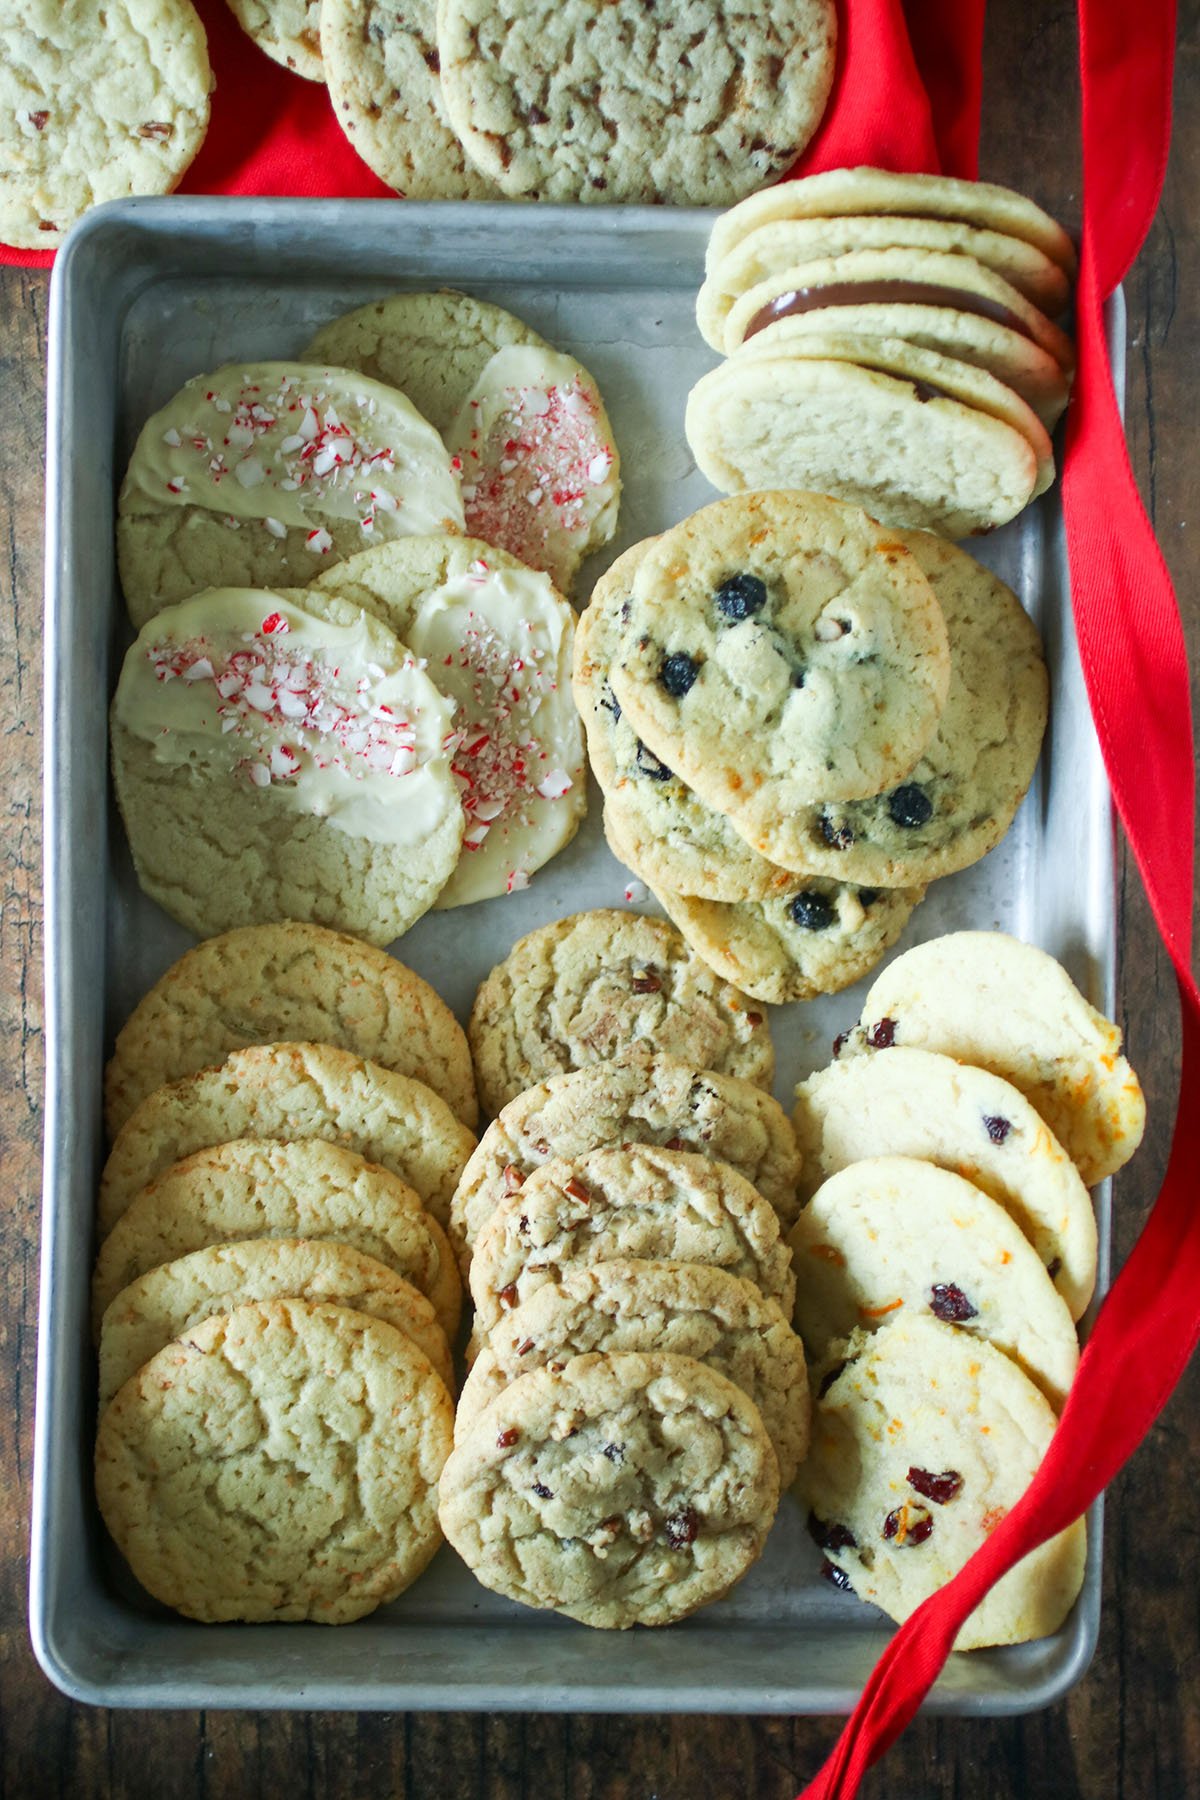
787, 931, 1146, 1647
111, 291, 626, 939
687, 169, 1077, 537
436, 924, 814, 1628
576, 492, 1048, 1006
92, 922, 478, 1623
304, 0, 836, 208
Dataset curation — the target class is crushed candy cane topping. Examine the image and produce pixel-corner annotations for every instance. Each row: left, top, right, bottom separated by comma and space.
146, 609, 427, 795
456, 377, 615, 568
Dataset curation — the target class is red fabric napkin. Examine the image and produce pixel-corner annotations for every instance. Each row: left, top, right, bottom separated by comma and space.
2, 0, 953, 268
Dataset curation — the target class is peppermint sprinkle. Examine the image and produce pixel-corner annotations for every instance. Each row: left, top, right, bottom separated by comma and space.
536, 769, 572, 800
306, 527, 333, 554
624, 879, 648, 905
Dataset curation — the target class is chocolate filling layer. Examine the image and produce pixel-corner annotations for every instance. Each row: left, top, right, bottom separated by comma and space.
744, 280, 1035, 343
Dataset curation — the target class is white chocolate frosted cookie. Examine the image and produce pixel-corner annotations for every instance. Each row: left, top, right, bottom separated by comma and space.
789, 1157, 1079, 1410
311, 535, 585, 906
798, 1317, 1085, 1649
697, 213, 1072, 352
117, 361, 464, 624
609, 492, 951, 849
794, 1047, 1097, 1320
0, 0, 213, 249
469, 1143, 795, 1335
846, 932, 1146, 1186
444, 345, 620, 593
226, 0, 323, 80
302, 291, 551, 435
449, 1052, 803, 1268
110, 588, 464, 944
468, 909, 775, 1118
321, 0, 495, 196
96, 1299, 453, 1623
436, 0, 836, 207
707, 169, 1077, 276
438, 1351, 780, 1628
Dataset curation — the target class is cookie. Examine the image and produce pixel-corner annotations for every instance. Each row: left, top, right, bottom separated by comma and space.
0, 0, 212, 249
98, 1236, 452, 1408
105, 920, 477, 1135
697, 213, 1072, 352
449, 1052, 803, 1269
110, 588, 464, 945
573, 540, 786, 902
91, 1136, 462, 1337
226, 0, 323, 79
788, 1156, 1079, 1410
732, 297, 1070, 432
442, 345, 621, 592
793, 1047, 1097, 1320
117, 362, 464, 623
468, 1144, 795, 1335
438, 1350, 780, 1627
707, 168, 1077, 277
608, 493, 951, 848
459, 1260, 809, 1483
845, 931, 1146, 1185
685, 355, 1044, 540
468, 909, 774, 1118
435, 0, 836, 207
321, 0, 495, 197
302, 291, 550, 435
97, 1041, 477, 1237
619, 832, 925, 1006
796, 1316, 1086, 1649
723, 247, 1074, 374
760, 531, 1048, 886
96, 1299, 453, 1622
310, 535, 586, 906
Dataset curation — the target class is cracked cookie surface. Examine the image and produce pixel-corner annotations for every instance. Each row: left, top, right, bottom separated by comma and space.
96, 1298, 454, 1623
468, 909, 774, 1118
438, 1350, 780, 1627
105, 921, 476, 1134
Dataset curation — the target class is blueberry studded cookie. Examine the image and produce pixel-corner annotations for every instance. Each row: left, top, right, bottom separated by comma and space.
96, 1299, 454, 1623
608, 812, 924, 1006
97, 1236, 453, 1408
104, 920, 477, 1134
117, 363, 464, 623
796, 1316, 1086, 1649
110, 588, 465, 945
794, 1047, 1097, 1320
469, 1143, 795, 1335
573, 540, 787, 902
435, 0, 837, 207
788, 1157, 1079, 1410
311, 535, 586, 906
459, 1259, 810, 1483
843, 931, 1146, 1185
448, 1052, 803, 1269
608, 493, 951, 866
467, 909, 774, 1119
438, 1350, 781, 1627
97, 1041, 477, 1237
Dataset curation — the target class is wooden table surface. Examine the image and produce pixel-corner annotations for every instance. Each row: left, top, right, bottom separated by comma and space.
2, 4, 1197, 1795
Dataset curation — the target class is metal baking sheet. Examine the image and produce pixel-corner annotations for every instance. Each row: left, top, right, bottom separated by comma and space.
33, 197, 1118, 1714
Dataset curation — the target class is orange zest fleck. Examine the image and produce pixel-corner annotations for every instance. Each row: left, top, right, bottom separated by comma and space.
859, 1297, 904, 1318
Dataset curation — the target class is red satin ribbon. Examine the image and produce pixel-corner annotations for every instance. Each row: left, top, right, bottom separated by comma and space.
798, 2, 1195, 1795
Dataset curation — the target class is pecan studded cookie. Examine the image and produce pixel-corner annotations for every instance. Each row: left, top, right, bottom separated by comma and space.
459, 1260, 810, 1484
96, 1299, 454, 1623
469, 1143, 796, 1335
449, 1052, 802, 1269
435, 0, 836, 207
227, 0, 323, 80
468, 909, 774, 1118
608, 493, 951, 865
797, 1317, 1086, 1649
438, 1350, 781, 1628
